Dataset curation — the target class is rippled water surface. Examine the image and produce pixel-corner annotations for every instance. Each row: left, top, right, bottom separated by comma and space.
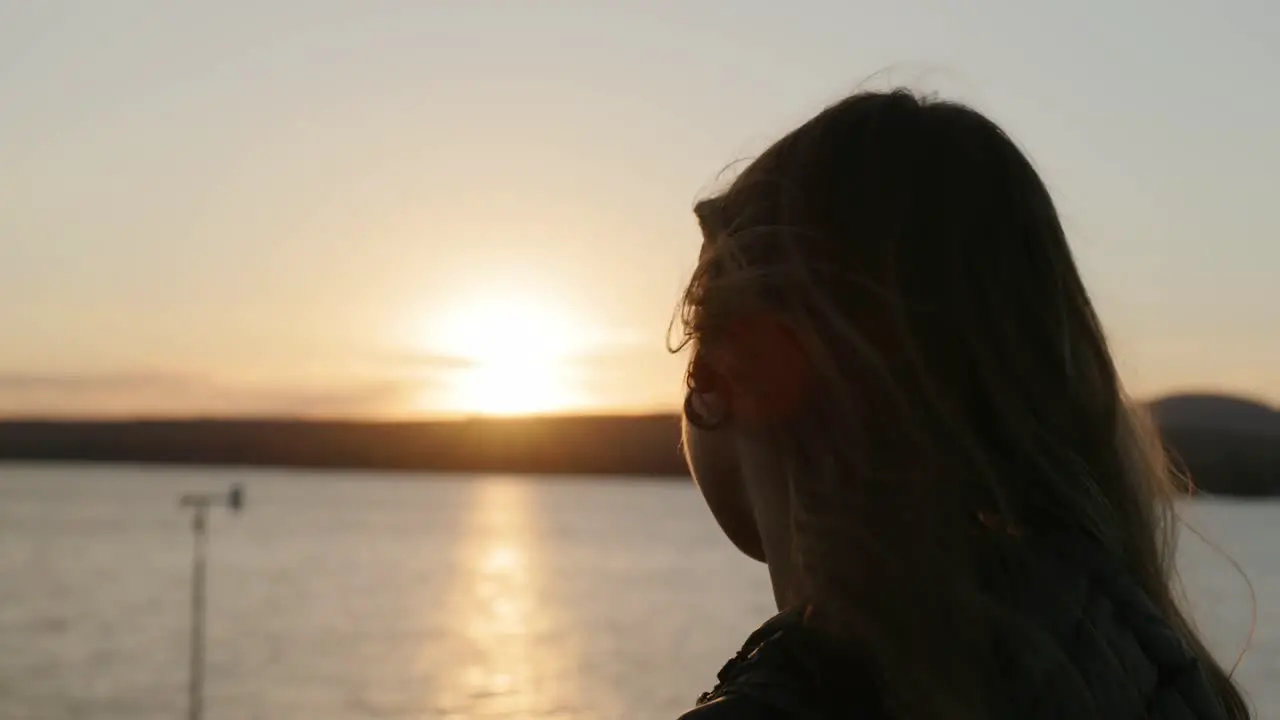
0, 466, 1272, 718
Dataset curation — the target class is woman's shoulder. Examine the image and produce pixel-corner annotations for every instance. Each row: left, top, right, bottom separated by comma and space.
678, 608, 886, 720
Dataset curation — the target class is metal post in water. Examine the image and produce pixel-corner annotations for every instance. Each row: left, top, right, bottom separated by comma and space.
179, 485, 245, 720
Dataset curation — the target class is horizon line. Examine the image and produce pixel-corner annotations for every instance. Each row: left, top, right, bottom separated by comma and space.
1, 389, 1275, 425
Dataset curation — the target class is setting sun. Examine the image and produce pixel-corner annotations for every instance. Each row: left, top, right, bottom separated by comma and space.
426, 295, 582, 416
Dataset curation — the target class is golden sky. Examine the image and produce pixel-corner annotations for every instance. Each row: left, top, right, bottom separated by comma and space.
2, 1, 1277, 417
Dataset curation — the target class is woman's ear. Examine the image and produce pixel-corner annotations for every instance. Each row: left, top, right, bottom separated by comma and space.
684, 351, 731, 430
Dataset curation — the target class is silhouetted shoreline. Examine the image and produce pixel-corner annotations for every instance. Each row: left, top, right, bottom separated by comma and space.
0, 415, 690, 477
2, 394, 1276, 495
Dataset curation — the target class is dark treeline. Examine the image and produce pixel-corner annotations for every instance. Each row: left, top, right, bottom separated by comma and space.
0, 394, 1276, 495
0, 415, 690, 477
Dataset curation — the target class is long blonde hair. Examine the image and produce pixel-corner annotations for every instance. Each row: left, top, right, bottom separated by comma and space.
674, 89, 1249, 719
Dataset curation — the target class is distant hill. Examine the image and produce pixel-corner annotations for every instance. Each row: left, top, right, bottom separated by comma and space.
1149, 394, 1280, 434
1146, 394, 1279, 497
0, 393, 1275, 495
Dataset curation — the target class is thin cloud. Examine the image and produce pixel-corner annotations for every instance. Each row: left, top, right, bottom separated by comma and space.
0, 371, 203, 394
249, 380, 421, 417
390, 353, 479, 371
0, 370, 432, 418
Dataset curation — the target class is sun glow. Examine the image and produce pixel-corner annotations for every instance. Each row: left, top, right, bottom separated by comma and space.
428, 295, 581, 415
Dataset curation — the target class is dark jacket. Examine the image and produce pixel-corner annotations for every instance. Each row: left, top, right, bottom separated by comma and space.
679, 538, 1232, 719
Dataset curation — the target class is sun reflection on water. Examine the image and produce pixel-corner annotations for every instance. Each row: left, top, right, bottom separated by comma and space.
434, 478, 581, 719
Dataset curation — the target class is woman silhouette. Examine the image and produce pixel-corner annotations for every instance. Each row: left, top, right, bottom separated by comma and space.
674, 89, 1250, 720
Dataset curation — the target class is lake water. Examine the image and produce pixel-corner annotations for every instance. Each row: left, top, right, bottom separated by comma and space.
0, 466, 1272, 719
